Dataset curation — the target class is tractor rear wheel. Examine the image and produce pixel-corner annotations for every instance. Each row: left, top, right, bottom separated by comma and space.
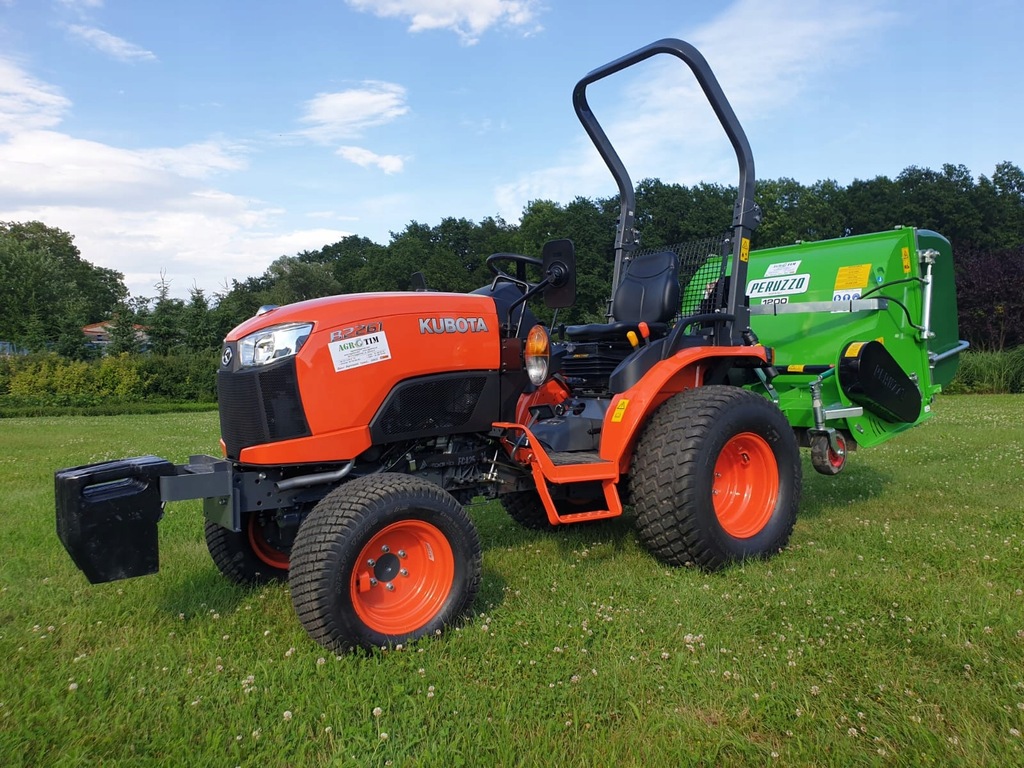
288, 474, 482, 653
205, 512, 291, 584
629, 386, 801, 570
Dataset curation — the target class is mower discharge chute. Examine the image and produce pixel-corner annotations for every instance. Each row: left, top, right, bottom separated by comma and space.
55, 39, 965, 653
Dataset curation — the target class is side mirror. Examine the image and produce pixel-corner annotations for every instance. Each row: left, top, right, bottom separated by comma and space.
541, 239, 576, 309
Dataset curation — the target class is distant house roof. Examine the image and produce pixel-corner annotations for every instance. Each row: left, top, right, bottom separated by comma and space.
82, 322, 148, 344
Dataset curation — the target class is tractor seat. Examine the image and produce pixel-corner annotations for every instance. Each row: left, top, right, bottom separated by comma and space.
565, 250, 680, 341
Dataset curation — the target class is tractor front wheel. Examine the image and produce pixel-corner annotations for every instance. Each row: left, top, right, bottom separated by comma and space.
630, 386, 801, 570
205, 512, 291, 585
288, 474, 482, 653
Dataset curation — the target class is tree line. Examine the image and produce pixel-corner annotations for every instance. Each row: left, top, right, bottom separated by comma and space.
3, 161, 1023, 355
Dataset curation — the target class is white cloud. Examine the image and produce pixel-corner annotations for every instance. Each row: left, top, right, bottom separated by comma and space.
0, 59, 347, 299
0, 131, 248, 207
1, 201, 350, 297
66, 24, 157, 62
0, 58, 71, 134
299, 81, 408, 142
336, 145, 406, 174
495, 0, 895, 221
346, 0, 542, 44
58, 0, 105, 9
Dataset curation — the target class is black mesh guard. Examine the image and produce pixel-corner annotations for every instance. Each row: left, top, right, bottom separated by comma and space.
218, 358, 310, 458
376, 375, 487, 436
634, 235, 731, 319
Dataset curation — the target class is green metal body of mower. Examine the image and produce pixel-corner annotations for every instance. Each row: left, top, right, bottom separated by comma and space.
740, 227, 965, 469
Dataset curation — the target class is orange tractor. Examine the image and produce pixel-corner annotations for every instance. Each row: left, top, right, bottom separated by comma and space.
56, 39, 962, 652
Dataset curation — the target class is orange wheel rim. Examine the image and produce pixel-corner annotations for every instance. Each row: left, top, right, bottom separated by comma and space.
828, 436, 847, 468
247, 515, 290, 570
713, 432, 778, 539
350, 520, 455, 635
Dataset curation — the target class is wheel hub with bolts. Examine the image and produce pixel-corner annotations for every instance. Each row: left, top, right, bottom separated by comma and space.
372, 551, 402, 582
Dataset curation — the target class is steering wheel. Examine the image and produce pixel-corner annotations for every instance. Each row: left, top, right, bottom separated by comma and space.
486, 252, 544, 289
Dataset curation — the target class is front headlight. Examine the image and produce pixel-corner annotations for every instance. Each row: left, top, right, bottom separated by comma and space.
524, 325, 550, 386
238, 322, 312, 367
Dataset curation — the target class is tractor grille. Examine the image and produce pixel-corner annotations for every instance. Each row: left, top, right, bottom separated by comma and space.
374, 374, 490, 439
218, 359, 310, 458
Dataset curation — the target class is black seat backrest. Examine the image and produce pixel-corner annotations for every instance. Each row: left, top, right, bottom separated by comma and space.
611, 251, 680, 324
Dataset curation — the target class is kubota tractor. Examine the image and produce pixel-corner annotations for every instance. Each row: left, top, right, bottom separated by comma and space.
55, 39, 966, 653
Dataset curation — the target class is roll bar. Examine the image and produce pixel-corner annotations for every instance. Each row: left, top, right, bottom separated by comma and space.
573, 38, 760, 345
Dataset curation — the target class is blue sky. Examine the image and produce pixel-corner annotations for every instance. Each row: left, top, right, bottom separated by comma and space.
1, 0, 1021, 300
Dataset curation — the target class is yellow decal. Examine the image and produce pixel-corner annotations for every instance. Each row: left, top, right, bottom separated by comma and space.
875, 336, 885, 344
834, 264, 872, 291
845, 342, 865, 358
611, 399, 629, 423
739, 237, 750, 263
790, 364, 805, 373
901, 247, 912, 274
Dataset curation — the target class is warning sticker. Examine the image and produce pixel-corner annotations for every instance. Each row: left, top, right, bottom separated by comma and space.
833, 264, 871, 291
763, 260, 801, 277
901, 247, 912, 274
611, 399, 629, 423
832, 290, 862, 303
328, 331, 392, 372
739, 237, 750, 263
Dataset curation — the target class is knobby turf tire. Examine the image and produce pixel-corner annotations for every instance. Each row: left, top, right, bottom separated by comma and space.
499, 490, 557, 531
499, 487, 608, 531
205, 514, 290, 585
629, 385, 801, 570
288, 474, 482, 653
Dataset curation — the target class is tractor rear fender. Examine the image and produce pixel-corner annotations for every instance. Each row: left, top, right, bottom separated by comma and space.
597, 345, 769, 472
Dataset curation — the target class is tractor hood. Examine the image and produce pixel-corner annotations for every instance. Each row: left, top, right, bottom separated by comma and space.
225, 291, 501, 342
217, 290, 509, 464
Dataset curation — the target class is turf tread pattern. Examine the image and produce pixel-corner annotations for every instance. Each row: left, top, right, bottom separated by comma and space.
499, 491, 558, 531
629, 385, 801, 570
288, 473, 481, 653
205, 520, 287, 585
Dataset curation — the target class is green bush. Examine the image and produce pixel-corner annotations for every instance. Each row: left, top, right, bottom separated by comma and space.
134, 351, 219, 402
945, 348, 1024, 394
0, 350, 219, 412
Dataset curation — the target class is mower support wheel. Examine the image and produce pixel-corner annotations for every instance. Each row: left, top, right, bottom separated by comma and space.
288, 474, 482, 653
205, 512, 291, 585
810, 432, 847, 475
629, 385, 801, 570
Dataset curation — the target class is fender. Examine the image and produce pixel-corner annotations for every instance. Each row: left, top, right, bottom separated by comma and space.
514, 376, 573, 425
598, 346, 769, 471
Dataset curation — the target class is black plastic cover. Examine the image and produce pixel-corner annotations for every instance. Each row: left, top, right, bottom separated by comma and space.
55, 455, 175, 584
838, 340, 922, 423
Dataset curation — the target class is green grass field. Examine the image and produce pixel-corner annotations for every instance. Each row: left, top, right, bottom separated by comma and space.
1, 397, 1022, 767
